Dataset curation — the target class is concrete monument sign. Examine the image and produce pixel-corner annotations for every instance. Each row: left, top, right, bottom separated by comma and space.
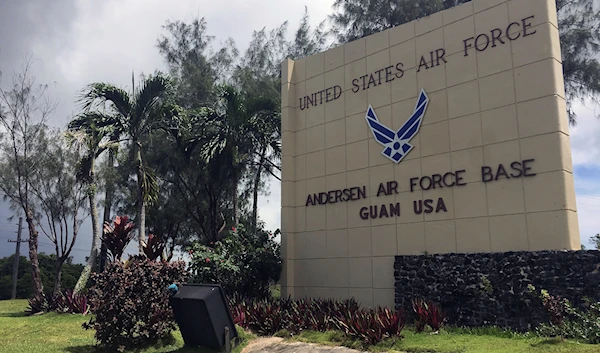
280, 0, 580, 308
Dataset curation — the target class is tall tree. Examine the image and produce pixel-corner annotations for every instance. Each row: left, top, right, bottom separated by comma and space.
248, 112, 281, 233
288, 7, 330, 60
231, 8, 327, 231
201, 85, 278, 226
146, 105, 235, 244
66, 112, 117, 292
99, 130, 121, 271
157, 17, 238, 108
0, 57, 56, 300
30, 129, 88, 296
329, 0, 600, 123
152, 9, 328, 239
557, 0, 600, 123
78, 73, 173, 251
329, 0, 447, 43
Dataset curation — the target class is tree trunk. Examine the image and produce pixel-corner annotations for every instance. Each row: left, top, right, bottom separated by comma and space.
53, 259, 63, 297
233, 172, 239, 227
252, 147, 267, 234
99, 150, 115, 272
135, 141, 146, 251
74, 162, 100, 294
25, 207, 43, 300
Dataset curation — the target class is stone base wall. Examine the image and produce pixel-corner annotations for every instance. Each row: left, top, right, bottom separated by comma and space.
394, 250, 600, 331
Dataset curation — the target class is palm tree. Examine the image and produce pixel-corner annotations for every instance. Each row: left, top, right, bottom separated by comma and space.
66, 112, 117, 293
249, 106, 281, 233
78, 73, 173, 251
99, 127, 122, 271
200, 85, 278, 227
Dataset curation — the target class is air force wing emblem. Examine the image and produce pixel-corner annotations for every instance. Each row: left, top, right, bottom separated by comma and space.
365, 89, 429, 163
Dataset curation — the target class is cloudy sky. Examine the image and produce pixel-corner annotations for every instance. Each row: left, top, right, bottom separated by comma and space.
0, 0, 599, 263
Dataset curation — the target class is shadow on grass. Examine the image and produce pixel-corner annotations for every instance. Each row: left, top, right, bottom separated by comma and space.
63, 345, 101, 353
530, 338, 564, 347
63, 343, 222, 353
0, 311, 28, 318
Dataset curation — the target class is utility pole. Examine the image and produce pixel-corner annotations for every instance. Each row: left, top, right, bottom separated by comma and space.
7, 217, 26, 300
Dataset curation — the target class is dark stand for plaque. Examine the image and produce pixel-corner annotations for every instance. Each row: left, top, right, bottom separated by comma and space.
169, 284, 239, 352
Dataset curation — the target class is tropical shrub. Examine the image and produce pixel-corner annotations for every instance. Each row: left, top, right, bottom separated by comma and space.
528, 285, 570, 326
188, 224, 281, 299
25, 292, 52, 315
334, 307, 405, 345
228, 296, 404, 346
530, 285, 600, 344
102, 215, 135, 261
83, 256, 189, 352
53, 289, 90, 315
25, 289, 90, 315
141, 233, 167, 261
412, 299, 446, 332
412, 299, 428, 332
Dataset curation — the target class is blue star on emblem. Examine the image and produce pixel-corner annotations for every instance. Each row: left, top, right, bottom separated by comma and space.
365, 89, 430, 163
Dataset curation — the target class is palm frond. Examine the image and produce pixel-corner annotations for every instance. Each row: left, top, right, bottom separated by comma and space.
140, 165, 160, 205
77, 83, 132, 117
132, 73, 173, 134
68, 112, 120, 134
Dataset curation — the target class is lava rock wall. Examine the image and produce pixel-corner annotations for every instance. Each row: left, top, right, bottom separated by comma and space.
394, 250, 600, 331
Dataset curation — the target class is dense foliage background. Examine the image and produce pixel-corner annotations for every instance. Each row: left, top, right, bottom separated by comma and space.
188, 224, 282, 299
0, 254, 83, 300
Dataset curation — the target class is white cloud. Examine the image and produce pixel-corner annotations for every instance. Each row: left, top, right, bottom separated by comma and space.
569, 99, 600, 247
569, 99, 600, 167
0, 0, 335, 261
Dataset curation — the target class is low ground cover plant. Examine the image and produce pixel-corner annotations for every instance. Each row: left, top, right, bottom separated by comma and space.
529, 285, 600, 344
26, 289, 90, 315
412, 298, 446, 332
229, 295, 413, 345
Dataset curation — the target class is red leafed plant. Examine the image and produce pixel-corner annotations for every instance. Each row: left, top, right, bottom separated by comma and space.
376, 306, 405, 337
412, 298, 445, 332
334, 309, 384, 345
412, 299, 429, 332
246, 299, 285, 335
427, 301, 445, 330
227, 295, 404, 346
141, 233, 166, 261
102, 216, 135, 261
54, 289, 90, 315
230, 296, 249, 327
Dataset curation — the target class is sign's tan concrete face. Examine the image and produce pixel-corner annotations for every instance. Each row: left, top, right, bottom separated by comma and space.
280, 0, 580, 309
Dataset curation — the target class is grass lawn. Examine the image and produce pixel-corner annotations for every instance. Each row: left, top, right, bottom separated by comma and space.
288, 327, 600, 353
0, 300, 253, 353
3, 299, 600, 353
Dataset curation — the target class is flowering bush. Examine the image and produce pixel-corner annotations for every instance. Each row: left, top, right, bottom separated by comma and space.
188, 224, 281, 299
